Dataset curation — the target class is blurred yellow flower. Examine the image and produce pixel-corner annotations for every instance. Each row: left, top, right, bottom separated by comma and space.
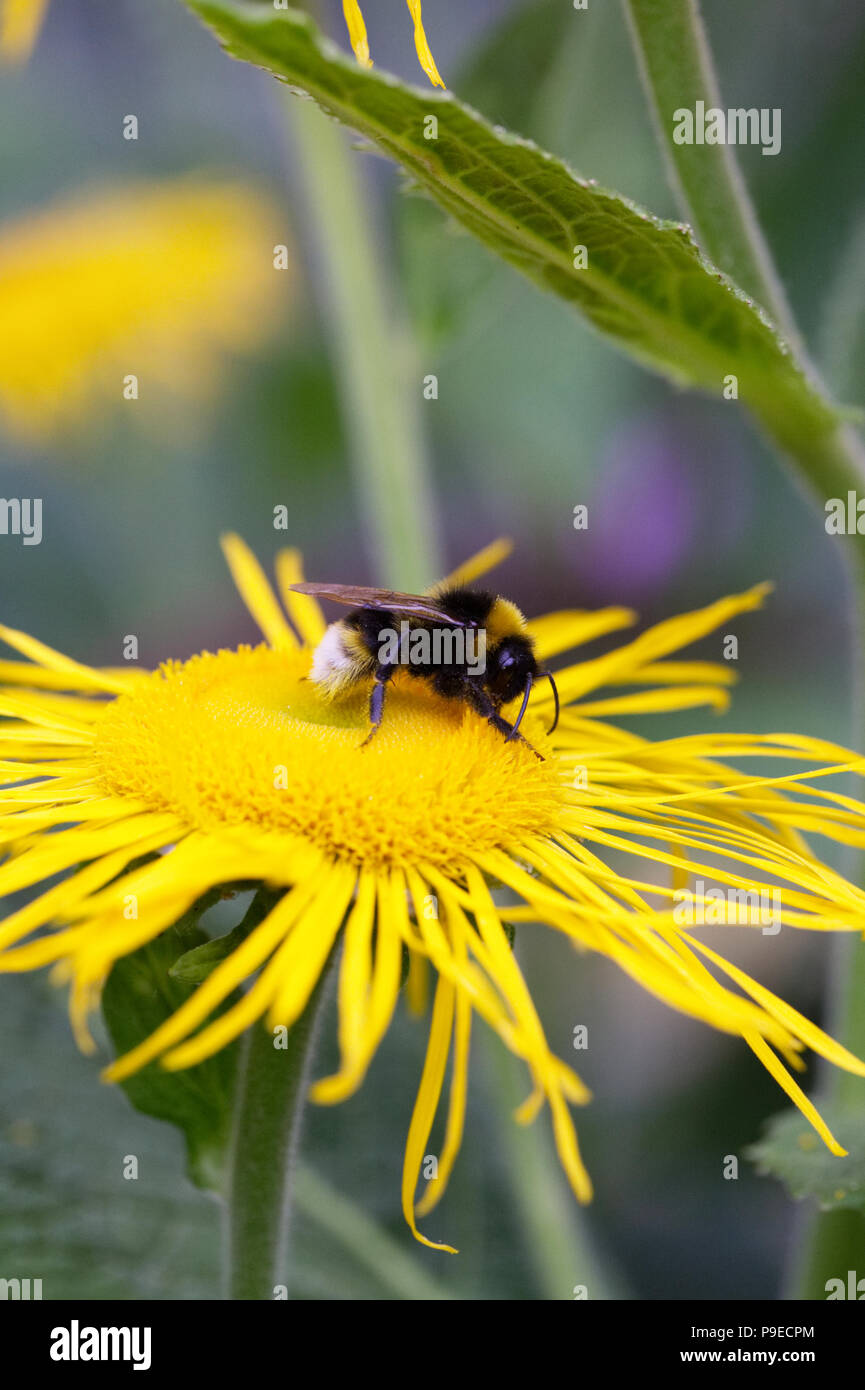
0, 179, 286, 444
0, 0, 48, 62
343, 0, 444, 87
2, 537, 865, 1249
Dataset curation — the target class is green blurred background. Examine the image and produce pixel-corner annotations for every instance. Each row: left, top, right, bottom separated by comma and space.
1, 0, 864, 1298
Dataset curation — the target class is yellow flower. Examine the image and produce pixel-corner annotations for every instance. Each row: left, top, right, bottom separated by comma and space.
0, 0, 49, 63
2, 536, 865, 1250
342, 0, 444, 87
0, 180, 285, 445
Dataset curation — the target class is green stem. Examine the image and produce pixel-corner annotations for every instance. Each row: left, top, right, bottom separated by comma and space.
286, 92, 441, 591
621, 0, 796, 340
293, 1167, 454, 1300
483, 1031, 625, 1300
790, 936, 865, 1297
788, 1208, 865, 1301
224, 950, 334, 1300
622, 0, 865, 1300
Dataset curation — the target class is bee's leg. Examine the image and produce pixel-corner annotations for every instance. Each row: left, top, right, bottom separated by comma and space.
465, 685, 544, 761
359, 663, 394, 749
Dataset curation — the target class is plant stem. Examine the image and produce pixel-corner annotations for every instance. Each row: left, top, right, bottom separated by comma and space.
483, 1031, 625, 1300
622, 0, 865, 1299
286, 92, 441, 591
224, 951, 334, 1300
788, 1208, 865, 1301
621, 0, 796, 340
294, 1166, 454, 1300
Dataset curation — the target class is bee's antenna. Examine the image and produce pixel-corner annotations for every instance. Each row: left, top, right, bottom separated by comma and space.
510, 672, 533, 736
542, 670, 560, 734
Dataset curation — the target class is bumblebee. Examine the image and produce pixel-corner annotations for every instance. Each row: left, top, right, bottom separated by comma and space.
288, 580, 559, 755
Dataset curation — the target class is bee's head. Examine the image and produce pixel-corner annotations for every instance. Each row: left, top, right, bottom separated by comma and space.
488, 635, 537, 704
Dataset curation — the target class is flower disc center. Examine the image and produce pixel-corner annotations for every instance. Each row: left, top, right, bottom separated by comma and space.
94, 646, 563, 867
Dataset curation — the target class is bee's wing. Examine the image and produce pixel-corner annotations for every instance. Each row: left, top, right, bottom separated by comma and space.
288, 583, 472, 626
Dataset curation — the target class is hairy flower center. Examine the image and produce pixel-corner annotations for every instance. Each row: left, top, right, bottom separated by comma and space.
94, 646, 564, 867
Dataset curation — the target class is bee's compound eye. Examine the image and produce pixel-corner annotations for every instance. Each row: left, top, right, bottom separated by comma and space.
498, 651, 515, 669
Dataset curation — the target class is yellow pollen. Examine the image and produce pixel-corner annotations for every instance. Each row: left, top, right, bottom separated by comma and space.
94, 645, 564, 868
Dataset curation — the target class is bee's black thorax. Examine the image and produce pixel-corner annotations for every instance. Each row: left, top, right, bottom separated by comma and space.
343, 586, 538, 712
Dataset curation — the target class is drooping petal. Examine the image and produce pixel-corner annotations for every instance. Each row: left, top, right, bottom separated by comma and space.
341, 0, 371, 67
402, 972, 459, 1252
405, 0, 445, 87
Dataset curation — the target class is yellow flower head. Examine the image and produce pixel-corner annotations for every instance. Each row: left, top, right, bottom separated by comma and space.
0, 0, 49, 63
0, 180, 285, 444
2, 537, 865, 1250
343, 0, 444, 87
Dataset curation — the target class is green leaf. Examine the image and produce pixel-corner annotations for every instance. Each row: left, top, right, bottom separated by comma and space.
747, 1104, 865, 1213
101, 908, 242, 1196
186, 1, 842, 460
170, 922, 249, 984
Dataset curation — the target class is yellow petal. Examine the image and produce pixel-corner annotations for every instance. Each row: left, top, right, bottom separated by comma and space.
432, 537, 513, 592
220, 533, 298, 650
0, 624, 131, 693
401, 973, 458, 1252
342, 0, 371, 67
275, 548, 327, 646
405, 0, 445, 87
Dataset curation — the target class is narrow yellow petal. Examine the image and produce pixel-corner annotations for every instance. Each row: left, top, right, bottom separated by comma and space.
527, 607, 635, 661
416, 966, 470, 1217
220, 533, 298, 650
266, 864, 357, 1024
104, 873, 323, 1080
606, 660, 738, 687
69, 974, 100, 1054
0, 810, 179, 903
405, 948, 430, 1017
0, 623, 131, 693
167, 867, 355, 1069
0, 923, 89, 971
405, 0, 445, 87
402, 974, 458, 1252
548, 1088, 594, 1202
311, 871, 377, 1103
686, 935, 865, 1078
554, 583, 772, 704
0, 691, 95, 735
406, 868, 516, 1034
342, 0, 371, 67
275, 548, 327, 647
0, 826, 175, 953
311, 871, 410, 1104
0, 659, 135, 690
432, 537, 513, 593
572, 686, 730, 717
745, 1032, 847, 1156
